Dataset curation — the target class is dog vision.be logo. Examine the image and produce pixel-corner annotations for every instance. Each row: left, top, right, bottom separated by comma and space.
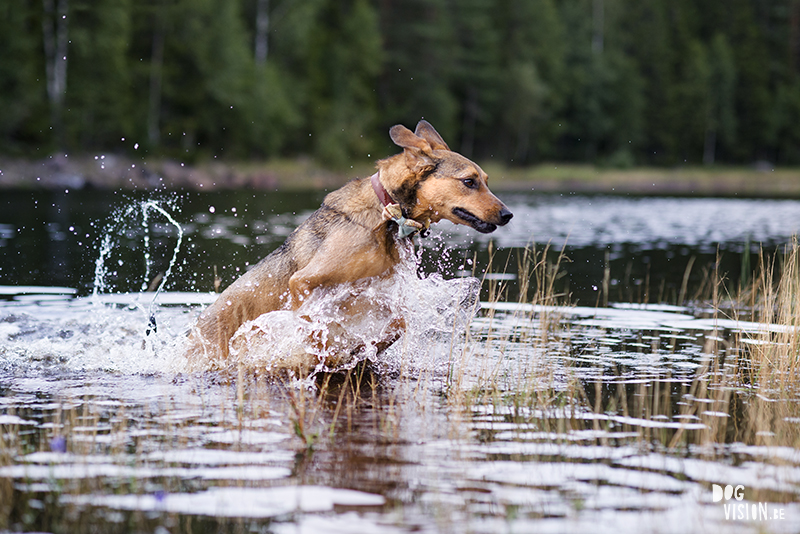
712, 484, 786, 521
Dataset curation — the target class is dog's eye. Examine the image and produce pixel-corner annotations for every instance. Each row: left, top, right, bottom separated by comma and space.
461, 178, 478, 190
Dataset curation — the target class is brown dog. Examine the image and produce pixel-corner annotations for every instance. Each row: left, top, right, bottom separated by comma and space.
186, 120, 512, 371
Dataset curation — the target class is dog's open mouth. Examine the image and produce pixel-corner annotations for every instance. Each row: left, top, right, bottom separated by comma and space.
452, 207, 498, 234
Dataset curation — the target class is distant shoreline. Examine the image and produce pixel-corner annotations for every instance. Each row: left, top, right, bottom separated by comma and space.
1, 155, 798, 198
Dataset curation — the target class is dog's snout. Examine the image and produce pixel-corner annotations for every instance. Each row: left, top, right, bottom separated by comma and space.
498, 207, 513, 226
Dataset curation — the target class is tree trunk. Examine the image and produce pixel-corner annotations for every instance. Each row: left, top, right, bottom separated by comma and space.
514, 120, 532, 164
255, 0, 270, 64
461, 86, 478, 158
791, 0, 800, 74
148, 4, 165, 147
703, 128, 716, 165
42, 0, 69, 148
592, 0, 604, 54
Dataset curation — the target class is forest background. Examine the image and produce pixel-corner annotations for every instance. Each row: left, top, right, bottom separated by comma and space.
2, 0, 800, 178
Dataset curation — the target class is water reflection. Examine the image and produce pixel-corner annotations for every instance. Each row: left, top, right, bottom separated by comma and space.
468, 194, 800, 251
2, 189, 800, 532
0, 285, 799, 532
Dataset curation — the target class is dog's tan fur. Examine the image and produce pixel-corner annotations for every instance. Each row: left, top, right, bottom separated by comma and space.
186, 120, 512, 369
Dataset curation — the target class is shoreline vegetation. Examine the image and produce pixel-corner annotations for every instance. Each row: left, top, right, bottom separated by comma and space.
1, 155, 799, 197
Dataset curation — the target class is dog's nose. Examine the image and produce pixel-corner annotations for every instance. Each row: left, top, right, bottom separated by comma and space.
498, 207, 513, 225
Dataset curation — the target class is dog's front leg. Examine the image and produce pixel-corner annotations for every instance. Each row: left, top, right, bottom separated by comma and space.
286, 239, 399, 364
287, 241, 394, 309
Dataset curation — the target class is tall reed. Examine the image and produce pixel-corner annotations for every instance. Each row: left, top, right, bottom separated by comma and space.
736, 236, 800, 390
451, 236, 800, 453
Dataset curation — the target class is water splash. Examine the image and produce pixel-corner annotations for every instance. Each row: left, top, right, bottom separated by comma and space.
140, 201, 184, 331
83, 200, 184, 360
226, 241, 481, 383
92, 199, 184, 315
91, 233, 113, 299
141, 201, 153, 292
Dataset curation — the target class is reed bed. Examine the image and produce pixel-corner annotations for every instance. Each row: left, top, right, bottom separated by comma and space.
439, 236, 800, 457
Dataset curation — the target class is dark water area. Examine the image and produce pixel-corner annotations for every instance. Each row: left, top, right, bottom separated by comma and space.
3, 188, 800, 305
0, 188, 325, 295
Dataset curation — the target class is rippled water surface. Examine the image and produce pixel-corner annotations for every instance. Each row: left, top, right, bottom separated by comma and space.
1, 189, 799, 533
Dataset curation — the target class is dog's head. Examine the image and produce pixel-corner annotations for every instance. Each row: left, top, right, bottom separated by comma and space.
379, 120, 512, 234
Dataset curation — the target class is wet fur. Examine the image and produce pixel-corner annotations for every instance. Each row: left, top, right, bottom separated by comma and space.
186, 120, 512, 372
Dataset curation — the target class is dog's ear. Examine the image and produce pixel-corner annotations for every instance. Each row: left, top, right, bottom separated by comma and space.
390, 124, 430, 152
414, 120, 450, 151
390, 124, 435, 174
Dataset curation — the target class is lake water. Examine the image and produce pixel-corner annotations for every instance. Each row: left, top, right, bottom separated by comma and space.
1, 188, 799, 533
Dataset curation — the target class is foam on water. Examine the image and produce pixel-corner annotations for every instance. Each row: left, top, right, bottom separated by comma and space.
0, 293, 195, 375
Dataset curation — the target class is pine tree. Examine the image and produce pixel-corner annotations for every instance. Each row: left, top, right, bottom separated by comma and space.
377, 0, 460, 144
0, 1, 46, 153
559, 0, 644, 163
728, 0, 771, 161
449, 0, 503, 159
305, 0, 383, 167
495, 0, 567, 163
703, 34, 737, 164
64, 0, 133, 151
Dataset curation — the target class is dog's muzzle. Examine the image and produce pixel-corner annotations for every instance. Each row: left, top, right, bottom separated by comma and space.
452, 207, 513, 234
